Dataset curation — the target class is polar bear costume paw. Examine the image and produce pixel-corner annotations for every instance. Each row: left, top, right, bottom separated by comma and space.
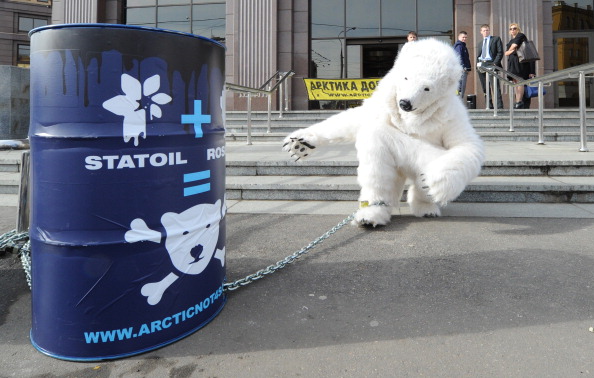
352, 202, 392, 227
282, 132, 317, 161
408, 199, 441, 218
419, 168, 465, 207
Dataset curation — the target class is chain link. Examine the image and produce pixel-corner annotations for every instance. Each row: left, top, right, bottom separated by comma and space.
0, 230, 32, 289
223, 211, 356, 292
0, 211, 357, 293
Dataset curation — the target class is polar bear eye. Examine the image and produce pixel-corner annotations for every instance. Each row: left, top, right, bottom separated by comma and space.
404, 77, 408, 80
183, 231, 189, 235
206, 224, 210, 228
424, 87, 430, 91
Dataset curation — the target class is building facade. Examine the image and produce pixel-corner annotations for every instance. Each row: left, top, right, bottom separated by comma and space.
0, 0, 52, 67
26, 0, 594, 109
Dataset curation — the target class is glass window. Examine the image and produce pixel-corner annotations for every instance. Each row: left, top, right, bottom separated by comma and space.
18, 17, 47, 32
346, 0, 380, 38
192, 3, 225, 39
381, 0, 415, 37
127, 0, 156, 6
33, 18, 47, 29
158, 5, 191, 33
417, 0, 452, 36
553, 1, 594, 31
312, 0, 344, 39
127, 8, 156, 26
346, 44, 361, 78
159, 0, 189, 5
311, 39, 341, 78
17, 44, 30, 67
19, 17, 33, 32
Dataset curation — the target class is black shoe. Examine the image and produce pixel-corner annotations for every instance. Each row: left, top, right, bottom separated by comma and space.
514, 101, 524, 109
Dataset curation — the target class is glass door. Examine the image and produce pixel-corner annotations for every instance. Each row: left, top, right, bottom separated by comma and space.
553, 32, 594, 107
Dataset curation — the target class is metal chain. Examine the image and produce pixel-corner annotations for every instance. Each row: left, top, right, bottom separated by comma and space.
0, 230, 32, 289
0, 211, 357, 293
20, 240, 32, 289
223, 211, 356, 292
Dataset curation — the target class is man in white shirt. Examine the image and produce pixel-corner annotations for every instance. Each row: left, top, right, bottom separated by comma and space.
476, 24, 504, 109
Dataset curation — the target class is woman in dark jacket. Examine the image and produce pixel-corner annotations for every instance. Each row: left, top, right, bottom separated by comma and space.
504, 23, 536, 108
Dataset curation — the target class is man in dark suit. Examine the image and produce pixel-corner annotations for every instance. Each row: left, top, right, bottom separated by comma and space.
476, 24, 504, 109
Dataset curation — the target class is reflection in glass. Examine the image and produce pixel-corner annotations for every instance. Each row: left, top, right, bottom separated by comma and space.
417, 0, 453, 35
192, 4, 226, 39
347, 45, 361, 78
556, 37, 590, 107
17, 44, 30, 67
552, 1, 594, 31
127, 8, 156, 26
312, 0, 344, 38
158, 5, 191, 33
311, 40, 341, 79
127, 0, 156, 6
381, 0, 415, 37
346, 0, 380, 37
159, 0, 188, 5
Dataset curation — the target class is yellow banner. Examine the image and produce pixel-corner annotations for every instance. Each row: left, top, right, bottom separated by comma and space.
303, 78, 380, 100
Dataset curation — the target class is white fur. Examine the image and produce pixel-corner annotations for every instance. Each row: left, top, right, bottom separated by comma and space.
283, 39, 485, 227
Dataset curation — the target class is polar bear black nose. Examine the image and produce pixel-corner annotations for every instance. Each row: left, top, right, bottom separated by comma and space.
399, 99, 413, 112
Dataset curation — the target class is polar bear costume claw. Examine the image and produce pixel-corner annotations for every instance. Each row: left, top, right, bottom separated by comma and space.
283, 39, 485, 227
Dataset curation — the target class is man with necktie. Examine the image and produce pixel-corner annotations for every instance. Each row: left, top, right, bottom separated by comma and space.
476, 24, 504, 109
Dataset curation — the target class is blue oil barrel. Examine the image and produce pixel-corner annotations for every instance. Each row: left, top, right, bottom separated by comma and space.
28, 24, 227, 361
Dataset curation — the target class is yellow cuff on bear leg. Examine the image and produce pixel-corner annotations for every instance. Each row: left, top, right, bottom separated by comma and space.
359, 201, 387, 208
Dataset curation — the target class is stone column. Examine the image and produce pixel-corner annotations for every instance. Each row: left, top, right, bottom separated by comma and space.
0, 66, 30, 140
226, 0, 277, 111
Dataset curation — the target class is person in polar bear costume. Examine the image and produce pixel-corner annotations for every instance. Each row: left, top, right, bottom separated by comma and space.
283, 38, 485, 227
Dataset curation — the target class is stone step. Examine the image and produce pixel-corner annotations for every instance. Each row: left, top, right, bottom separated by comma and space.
226, 109, 594, 117
225, 131, 594, 143
227, 160, 594, 177
0, 171, 20, 194
224, 109, 594, 143
1, 141, 592, 206
225, 123, 593, 133
225, 109, 594, 143
226, 110, 594, 122
226, 175, 594, 203
0, 150, 23, 173
0, 193, 18, 207
3, 174, 591, 206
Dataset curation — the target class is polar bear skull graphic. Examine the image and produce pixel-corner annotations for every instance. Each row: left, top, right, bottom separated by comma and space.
125, 199, 226, 305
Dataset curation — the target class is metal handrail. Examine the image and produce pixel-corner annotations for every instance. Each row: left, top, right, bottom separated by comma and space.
226, 70, 295, 145
479, 62, 594, 152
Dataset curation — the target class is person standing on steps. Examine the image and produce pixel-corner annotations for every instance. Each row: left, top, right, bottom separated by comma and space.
505, 22, 536, 109
454, 31, 471, 99
476, 24, 504, 109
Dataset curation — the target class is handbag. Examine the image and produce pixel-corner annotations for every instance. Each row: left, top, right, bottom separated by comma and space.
517, 40, 540, 63
524, 85, 546, 98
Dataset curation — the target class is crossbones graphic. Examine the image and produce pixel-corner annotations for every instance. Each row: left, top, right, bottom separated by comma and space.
125, 199, 226, 305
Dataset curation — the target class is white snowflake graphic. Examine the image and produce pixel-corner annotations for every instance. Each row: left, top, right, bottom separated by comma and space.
102, 74, 172, 146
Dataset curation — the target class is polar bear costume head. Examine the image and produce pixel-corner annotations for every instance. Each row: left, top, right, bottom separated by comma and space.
370, 38, 463, 136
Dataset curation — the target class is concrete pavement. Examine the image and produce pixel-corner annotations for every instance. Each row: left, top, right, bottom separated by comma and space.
1, 140, 594, 376
2, 210, 594, 376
